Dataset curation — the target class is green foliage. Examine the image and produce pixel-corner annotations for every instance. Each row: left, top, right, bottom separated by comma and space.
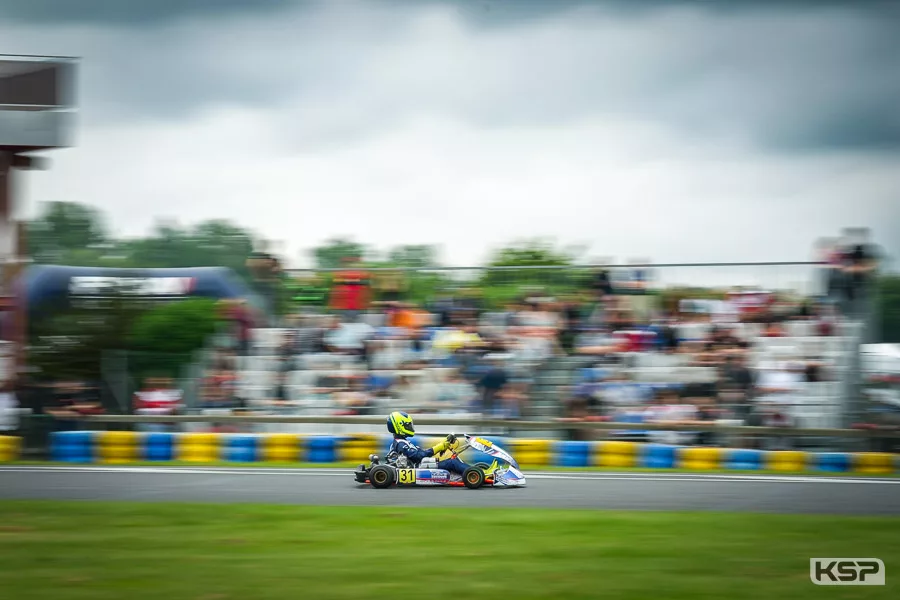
877, 275, 900, 343
387, 244, 439, 269
26, 201, 108, 264
487, 238, 579, 268
26, 203, 255, 279
480, 239, 587, 302
312, 238, 368, 270
120, 220, 255, 278
28, 293, 146, 382
127, 299, 224, 381
129, 299, 222, 356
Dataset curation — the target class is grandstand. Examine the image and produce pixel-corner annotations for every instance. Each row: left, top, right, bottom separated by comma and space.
187, 299, 864, 440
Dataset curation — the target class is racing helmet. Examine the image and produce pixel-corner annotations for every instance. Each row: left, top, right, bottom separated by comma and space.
387, 411, 415, 437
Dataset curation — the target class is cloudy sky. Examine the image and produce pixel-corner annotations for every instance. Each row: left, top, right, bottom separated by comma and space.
3, 0, 899, 276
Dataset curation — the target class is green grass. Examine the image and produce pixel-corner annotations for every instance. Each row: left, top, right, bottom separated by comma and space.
0, 501, 897, 600
8, 459, 899, 477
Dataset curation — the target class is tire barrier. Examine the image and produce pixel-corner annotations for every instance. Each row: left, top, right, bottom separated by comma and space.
145, 432, 175, 461
814, 452, 851, 473
51, 431, 94, 463
306, 436, 337, 463
97, 431, 140, 464
554, 441, 592, 467
224, 435, 258, 463
768, 450, 807, 472
853, 452, 894, 475
339, 434, 377, 463
677, 447, 724, 471
39, 432, 899, 473
177, 433, 220, 462
723, 449, 764, 470
594, 441, 638, 468
643, 444, 677, 469
262, 434, 304, 462
0, 435, 21, 462
508, 439, 551, 467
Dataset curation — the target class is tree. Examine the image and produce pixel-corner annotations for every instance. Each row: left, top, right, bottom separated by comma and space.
124, 219, 255, 278
27, 201, 108, 264
487, 238, 579, 268
877, 275, 900, 343
28, 287, 146, 382
126, 298, 225, 382
387, 245, 439, 269
312, 238, 368, 270
479, 239, 586, 306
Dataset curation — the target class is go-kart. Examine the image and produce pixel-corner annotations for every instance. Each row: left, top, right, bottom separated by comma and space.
354, 434, 526, 489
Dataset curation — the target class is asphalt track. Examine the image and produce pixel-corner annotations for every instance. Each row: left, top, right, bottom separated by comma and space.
2, 466, 900, 515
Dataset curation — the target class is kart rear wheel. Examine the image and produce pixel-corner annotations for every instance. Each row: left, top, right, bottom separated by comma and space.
463, 466, 485, 489
369, 465, 395, 489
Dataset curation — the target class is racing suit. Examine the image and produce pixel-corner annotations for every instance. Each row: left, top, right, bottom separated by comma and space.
389, 437, 469, 475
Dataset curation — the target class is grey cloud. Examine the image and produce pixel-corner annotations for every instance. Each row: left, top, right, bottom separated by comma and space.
7, 0, 894, 27
4, 0, 899, 153
0, 0, 294, 26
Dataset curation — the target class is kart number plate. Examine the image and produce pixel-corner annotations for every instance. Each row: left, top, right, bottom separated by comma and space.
398, 469, 415, 484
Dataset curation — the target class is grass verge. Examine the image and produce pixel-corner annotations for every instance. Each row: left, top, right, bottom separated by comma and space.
0, 501, 897, 600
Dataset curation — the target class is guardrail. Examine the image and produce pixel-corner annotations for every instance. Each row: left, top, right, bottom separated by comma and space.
65, 414, 900, 439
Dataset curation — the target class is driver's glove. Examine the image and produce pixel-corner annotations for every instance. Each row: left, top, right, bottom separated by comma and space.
431, 440, 451, 455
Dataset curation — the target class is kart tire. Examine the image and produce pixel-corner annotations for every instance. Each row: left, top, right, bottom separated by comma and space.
474, 462, 491, 471
463, 466, 485, 489
369, 465, 395, 489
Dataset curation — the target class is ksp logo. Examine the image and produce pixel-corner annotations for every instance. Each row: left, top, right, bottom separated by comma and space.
810, 558, 885, 586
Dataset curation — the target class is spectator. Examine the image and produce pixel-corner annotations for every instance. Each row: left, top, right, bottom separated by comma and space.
392, 373, 438, 409
368, 339, 410, 371
840, 228, 879, 318
646, 313, 678, 353
324, 314, 374, 355
374, 269, 408, 304
0, 379, 18, 435
45, 381, 105, 431
555, 299, 580, 355
435, 369, 477, 412
498, 380, 529, 419
475, 356, 509, 416
134, 377, 183, 432
561, 386, 602, 441
592, 266, 614, 301
295, 314, 328, 354
334, 375, 372, 414
218, 298, 255, 356
761, 320, 786, 338
643, 388, 698, 446
754, 360, 805, 432
329, 255, 371, 320
718, 353, 754, 420
246, 241, 283, 323
574, 327, 622, 358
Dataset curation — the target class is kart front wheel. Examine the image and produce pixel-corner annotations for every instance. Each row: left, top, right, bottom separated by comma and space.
369, 465, 395, 489
463, 467, 485, 489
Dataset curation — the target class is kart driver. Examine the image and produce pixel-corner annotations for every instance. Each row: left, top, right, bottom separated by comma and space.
386, 411, 497, 478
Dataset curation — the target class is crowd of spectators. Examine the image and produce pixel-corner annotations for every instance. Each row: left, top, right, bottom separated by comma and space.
188, 254, 867, 450
0, 233, 886, 452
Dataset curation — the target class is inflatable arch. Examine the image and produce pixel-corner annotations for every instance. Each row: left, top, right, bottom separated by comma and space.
12, 265, 258, 321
